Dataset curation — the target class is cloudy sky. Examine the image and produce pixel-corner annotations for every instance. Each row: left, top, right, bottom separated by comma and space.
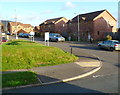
0, 0, 119, 27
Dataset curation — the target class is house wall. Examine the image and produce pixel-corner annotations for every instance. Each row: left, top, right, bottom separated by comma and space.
24, 27, 34, 33
93, 11, 117, 40
94, 11, 117, 32
39, 18, 68, 37
93, 17, 112, 40
55, 20, 67, 36
40, 24, 55, 33
67, 21, 94, 41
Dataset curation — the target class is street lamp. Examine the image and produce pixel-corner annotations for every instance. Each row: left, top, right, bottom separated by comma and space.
74, 13, 80, 41
14, 9, 18, 39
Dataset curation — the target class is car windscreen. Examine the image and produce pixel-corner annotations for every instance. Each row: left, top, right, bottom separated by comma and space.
114, 41, 120, 44
56, 34, 61, 37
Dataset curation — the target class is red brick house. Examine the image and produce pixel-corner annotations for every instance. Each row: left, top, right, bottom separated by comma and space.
67, 9, 117, 41
39, 17, 68, 37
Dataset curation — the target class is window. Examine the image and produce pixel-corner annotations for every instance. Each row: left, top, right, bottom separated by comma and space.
97, 31, 100, 35
63, 24, 65, 27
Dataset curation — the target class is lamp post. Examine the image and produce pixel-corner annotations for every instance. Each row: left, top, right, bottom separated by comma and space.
74, 13, 80, 41
14, 9, 18, 39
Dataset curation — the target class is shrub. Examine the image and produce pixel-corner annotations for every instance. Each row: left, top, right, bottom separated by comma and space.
104, 35, 112, 40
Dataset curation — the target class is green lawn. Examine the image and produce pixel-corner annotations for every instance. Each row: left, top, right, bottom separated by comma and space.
2, 40, 78, 71
2, 71, 38, 88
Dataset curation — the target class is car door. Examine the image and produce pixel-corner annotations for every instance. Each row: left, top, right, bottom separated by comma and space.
105, 41, 113, 50
103, 41, 109, 49
102, 41, 107, 49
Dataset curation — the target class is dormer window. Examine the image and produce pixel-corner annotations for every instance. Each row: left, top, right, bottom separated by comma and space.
82, 17, 86, 20
52, 21, 55, 23
44, 22, 47, 24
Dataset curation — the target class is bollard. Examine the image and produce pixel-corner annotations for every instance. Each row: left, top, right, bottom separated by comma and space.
71, 47, 72, 54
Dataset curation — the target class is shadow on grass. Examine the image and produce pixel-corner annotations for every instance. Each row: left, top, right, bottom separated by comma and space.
6, 41, 20, 45
6, 40, 35, 45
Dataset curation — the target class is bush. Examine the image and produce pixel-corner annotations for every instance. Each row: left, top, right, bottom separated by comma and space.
104, 35, 112, 40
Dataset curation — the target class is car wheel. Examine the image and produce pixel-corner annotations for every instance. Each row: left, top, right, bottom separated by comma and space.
98, 45, 101, 48
110, 47, 114, 51
56, 39, 58, 42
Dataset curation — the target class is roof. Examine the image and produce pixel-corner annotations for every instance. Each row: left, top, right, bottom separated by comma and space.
68, 10, 106, 23
40, 17, 65, 25
35, 26, 40, 30
17, 29, 27, 33
22, 24, 32, 28
9, 22, 33, 28
9, 22, 22, 26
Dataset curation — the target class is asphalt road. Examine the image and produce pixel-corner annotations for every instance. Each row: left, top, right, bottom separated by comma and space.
2, 37, 119, 94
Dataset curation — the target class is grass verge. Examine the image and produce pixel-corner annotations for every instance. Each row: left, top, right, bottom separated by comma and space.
2, 71, 38, 88
2, 39, 78, 71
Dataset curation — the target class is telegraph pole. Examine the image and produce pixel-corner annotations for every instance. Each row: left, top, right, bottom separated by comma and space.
14, 9, 18, 39
77, 14, 80, 41
74, 13, 80, 41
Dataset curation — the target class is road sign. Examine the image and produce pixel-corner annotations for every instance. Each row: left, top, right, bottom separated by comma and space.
45, 32, 49, 41
45, 32, 49, 46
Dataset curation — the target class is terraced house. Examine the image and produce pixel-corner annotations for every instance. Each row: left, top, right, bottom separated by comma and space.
8, 22, 34, 35
39, 17, 68, 37
67, 9, 117, 41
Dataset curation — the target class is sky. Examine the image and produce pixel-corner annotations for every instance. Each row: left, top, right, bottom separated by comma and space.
0, 0, 119, 27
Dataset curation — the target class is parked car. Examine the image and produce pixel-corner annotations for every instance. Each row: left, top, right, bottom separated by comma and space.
19, 33, 31, 38
98, 40, 120, 51
2, 37, 7, 42
22, 33, 31, 38
18, 33, 24, 37
6, 32, 11, 35
49, 33, 65, 42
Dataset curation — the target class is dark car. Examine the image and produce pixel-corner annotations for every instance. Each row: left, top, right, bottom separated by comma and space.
23, 33, 31, 38
19, 33, 30, 38
6, 32, 11, 35
18, 33, 24, 37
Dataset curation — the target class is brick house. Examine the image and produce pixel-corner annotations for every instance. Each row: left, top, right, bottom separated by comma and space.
39, 17, 68, 37
34, 26, 40, 32
0, 23, 4, 33
8, 22, 34, 34
67, 10, 117, 41
33, 26, 41, 37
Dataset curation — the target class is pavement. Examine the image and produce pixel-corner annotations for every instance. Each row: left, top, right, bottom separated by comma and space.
2, 37, 102, 90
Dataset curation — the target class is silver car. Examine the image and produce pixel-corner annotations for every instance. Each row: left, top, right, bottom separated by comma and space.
98, 40, 120, 51
49, 33, 65, 42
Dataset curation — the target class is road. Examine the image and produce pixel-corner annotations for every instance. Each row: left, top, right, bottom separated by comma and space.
3, 37, 119, 94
